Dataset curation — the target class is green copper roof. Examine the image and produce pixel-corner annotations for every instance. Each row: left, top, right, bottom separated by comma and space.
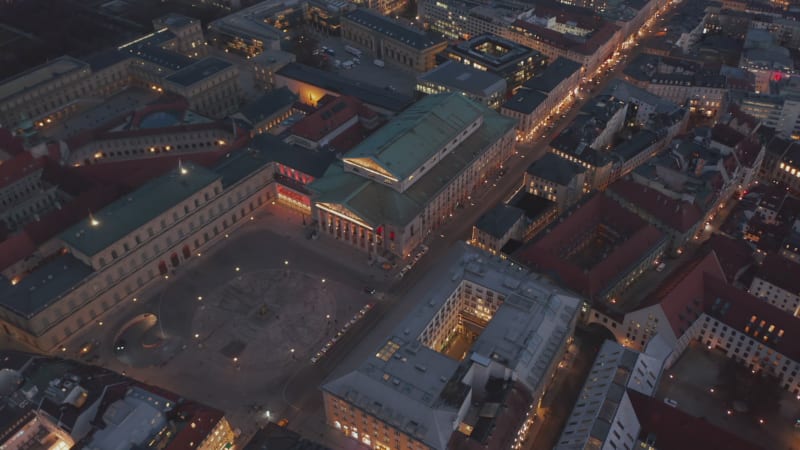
60, 163, 220, 256
344, 93, 486, 181
313, 104, 515, 227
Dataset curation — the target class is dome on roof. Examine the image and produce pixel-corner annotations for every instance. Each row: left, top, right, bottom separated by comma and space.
0, 368, 22, 397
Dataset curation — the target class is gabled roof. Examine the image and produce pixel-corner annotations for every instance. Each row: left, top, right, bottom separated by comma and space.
344, 94, 485, 181
754, 253, 800, 295
703, 274, 800, 361
641, 251, 725, 336
702, 234, 753, 284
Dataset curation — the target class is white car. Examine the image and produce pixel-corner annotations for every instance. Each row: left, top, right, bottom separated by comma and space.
663, 398, 678, 408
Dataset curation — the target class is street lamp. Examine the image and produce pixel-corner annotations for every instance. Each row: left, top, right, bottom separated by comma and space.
197, 296, 203, 301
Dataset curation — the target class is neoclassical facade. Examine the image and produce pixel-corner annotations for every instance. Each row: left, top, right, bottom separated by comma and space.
311, 93, 516, 260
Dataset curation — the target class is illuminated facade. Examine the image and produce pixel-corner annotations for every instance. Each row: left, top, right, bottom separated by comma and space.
323, 243, 581, 450
0, 155, 278, 352
341, 9, 447, 73
587, 251, 800, 394
311, 93, 515, 259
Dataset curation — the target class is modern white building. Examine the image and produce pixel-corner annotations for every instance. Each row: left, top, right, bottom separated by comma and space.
555, 340, 666, 450
323, 243, 581, 450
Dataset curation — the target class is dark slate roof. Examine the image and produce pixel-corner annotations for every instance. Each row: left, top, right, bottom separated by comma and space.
502, 89, 548, 114
0, 254, 94, 319
610, 129, 661, 162
523, 57, 582, 93
475, 204, 524, 239
526, 152, 585, 185
250, 134, 337, 178
239, 87, 298, 124
166, 57, 233, 87
276, 63, 414, 112
344, 9, 444, 50
83, 49, 131, 71
419, 61, 506, 96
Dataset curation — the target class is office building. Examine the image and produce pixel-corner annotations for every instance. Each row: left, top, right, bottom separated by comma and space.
501, 57, 583, 133
322, 242, 581, 450
417, 61, 507, 110
439, 34, 547, 92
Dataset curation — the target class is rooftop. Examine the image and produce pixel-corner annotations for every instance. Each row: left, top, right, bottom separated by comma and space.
0, 56, 88, 102
610, 130, 661, 162
165, 57, 234, 88
514, 193, 666, 300
628, 390, 761, 450
526, 152, 585, 185
419, 61, 507, 97
312, 98, 515, 228
276, 63, 414, 112
522, 57, 582, 94
0, 254, 94, 319
449, 33, 539, 70
344, 93, 486, 182
344, 9, 444, 50
754, 253, 800, 295
323, 243, 580, 450
290, 96, 375, 142
475, 204, 524, 239
608, 178, 704, 233
60, 163, 220, 257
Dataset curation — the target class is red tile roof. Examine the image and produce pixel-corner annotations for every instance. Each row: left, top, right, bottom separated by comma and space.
515, 194, 666, 300
0, 152, 46, 190
627, 391, 761, 450
754, 253, 800, 295
645, 251, 725, 336
290, 96, 376, 143
0, 128, 25, 157
703, 274, 800, 361
703, 234, 754, 284
609, 178, 704, 233
165, 402, 226, 450
0, 232, 36, 272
